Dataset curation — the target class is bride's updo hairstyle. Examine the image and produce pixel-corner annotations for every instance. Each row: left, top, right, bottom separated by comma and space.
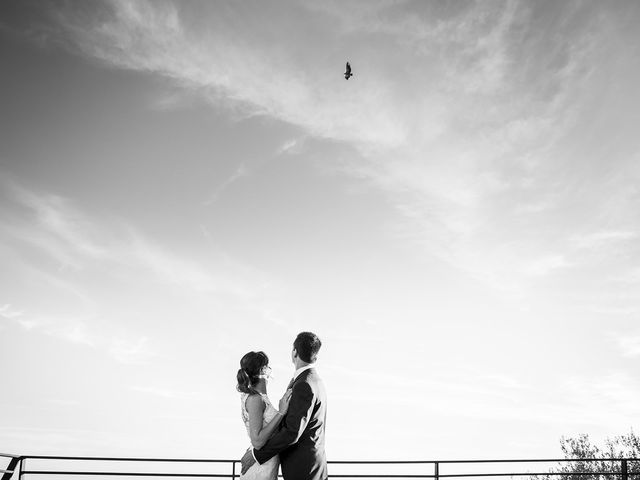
236, 351, 269, 394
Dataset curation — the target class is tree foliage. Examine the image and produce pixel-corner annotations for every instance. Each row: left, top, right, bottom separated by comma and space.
530, 431, 640, 480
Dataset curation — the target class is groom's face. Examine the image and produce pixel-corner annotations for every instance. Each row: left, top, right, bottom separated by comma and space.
291, 347, 297, 364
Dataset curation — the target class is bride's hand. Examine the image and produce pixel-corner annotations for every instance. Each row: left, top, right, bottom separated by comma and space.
278, 389, 292, 414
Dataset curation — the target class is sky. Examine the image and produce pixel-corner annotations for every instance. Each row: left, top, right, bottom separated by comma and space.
1, 0, 639, 465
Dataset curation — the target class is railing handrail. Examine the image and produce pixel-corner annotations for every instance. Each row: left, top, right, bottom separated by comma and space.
329, 459, 640, 464
10, 454, 640, 480
17, 455, 640, 462
20, 456, 236, 463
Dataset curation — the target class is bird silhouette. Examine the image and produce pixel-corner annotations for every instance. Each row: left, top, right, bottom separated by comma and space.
344, 61, 353, 80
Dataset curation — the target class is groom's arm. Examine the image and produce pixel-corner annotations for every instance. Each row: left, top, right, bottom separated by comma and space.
253, 381, 315, 464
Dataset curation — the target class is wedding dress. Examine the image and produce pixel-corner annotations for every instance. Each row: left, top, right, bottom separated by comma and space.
239, 393, 280, 480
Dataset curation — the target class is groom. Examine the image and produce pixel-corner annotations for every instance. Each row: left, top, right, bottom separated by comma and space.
241, 331, 328, 480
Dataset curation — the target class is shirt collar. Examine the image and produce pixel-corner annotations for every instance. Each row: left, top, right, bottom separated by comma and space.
293, 364, 315, 381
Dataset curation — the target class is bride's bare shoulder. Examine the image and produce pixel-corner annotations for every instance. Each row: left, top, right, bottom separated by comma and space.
245, 393, 266, 411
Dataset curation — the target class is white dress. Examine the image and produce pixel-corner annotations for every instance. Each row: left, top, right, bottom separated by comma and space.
239, 393, 280, 480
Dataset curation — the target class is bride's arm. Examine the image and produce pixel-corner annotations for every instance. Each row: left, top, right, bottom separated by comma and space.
245, 395, 285, 450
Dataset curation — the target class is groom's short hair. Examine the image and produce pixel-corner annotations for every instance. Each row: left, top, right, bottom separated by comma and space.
294, 331, 321, 363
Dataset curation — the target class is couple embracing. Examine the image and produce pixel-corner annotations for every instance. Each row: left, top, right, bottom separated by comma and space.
237, 331, 327, 480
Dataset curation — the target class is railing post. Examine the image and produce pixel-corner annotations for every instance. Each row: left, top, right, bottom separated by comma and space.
1, 457, 19, 480
232, 460, 237, 480
622, 459, 628, 480
435, 461, 440, 480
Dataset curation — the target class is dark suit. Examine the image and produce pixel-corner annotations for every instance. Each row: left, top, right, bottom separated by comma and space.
254, 368, 327, 480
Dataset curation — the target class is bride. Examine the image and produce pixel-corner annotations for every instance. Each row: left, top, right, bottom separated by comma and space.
237, 351, 292, 480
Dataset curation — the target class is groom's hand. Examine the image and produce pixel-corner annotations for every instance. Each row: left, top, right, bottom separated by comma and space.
240, 448, 256, 475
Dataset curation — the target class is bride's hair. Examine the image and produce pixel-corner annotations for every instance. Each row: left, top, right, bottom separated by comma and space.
236, 351, 269, 394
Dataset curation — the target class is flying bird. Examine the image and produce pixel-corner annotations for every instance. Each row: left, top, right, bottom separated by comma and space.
344, 61, 353, 80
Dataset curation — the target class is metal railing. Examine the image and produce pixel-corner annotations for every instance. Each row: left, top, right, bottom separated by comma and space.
1, 454, 638, 479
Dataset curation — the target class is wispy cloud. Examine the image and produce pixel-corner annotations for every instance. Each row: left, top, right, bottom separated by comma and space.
521, 254, 570, 277
15, 0, 639, 311
1, 177, 291, 351
2, 301, 159, 362
571, 231, 638, 250
49, 0, 405, 151
202, 136, 306, 205
0, 179, 111, 263
562, 373, 640, 427
127, 232, 253, 297
315, 2, 612, 288
203, 163, 249, 205
329, 363, 639, 430
2, 308, 96, 347
0, 303, 24, 319
109, 336, 155, 364
1, 178, 274, 300
276, 137, 305, 156
33, 0, 629, 300
609, 332, 640, 358
130, 385, 202, 400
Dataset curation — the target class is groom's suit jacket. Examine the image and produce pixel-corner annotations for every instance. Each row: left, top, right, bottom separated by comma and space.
254, 368, 327, 480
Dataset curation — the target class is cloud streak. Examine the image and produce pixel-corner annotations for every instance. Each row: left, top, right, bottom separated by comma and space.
51, 0, 406, 150
0, 178, 291, 361
8, 0, 637, 320
327, 363, 639, 430
1, 308, 96, 347
130, 385, 202, 400
109, 336, 155, 364
610, 332, 640, 358
1, 178, 273, 300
